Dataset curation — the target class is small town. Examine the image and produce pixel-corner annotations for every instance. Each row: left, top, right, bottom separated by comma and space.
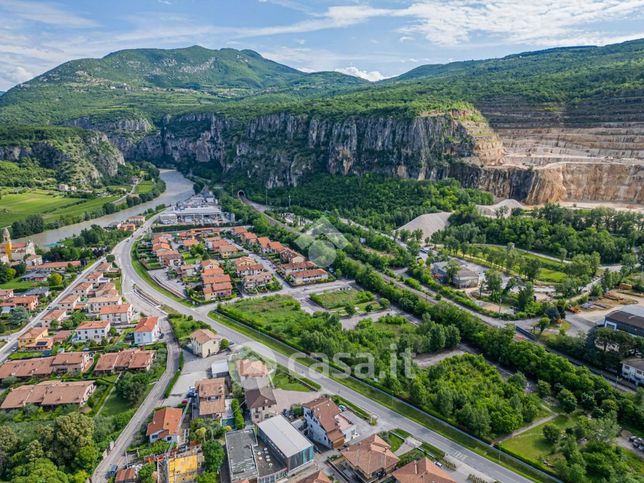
0, 6, 643, 483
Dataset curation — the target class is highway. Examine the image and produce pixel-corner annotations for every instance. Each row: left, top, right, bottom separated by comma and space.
112, 212, 541, 483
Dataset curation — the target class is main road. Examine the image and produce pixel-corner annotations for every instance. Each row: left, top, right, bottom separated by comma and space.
113, 210, 540, 483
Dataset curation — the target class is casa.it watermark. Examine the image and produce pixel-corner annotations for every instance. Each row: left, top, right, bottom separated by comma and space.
295, 216, 348, 267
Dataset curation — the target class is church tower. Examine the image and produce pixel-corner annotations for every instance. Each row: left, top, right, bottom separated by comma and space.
2, 227, 11, 260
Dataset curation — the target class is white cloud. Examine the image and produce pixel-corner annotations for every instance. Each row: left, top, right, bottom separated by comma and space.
0, 0, 97, 27
399, 35, 414, 42
336, 66, 386, 82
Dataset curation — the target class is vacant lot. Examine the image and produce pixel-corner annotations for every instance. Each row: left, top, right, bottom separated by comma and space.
311, 288, 374, 309
0, 189, 80, 225
499, 415, 574, 469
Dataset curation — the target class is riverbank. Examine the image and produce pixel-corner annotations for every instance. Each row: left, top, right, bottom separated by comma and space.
16, 170, 193, 247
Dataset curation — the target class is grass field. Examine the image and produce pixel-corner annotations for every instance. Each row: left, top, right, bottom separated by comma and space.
168, 313, 210, 344
100, 386, 131, 417
0, 189, 81, 225
272, 369, 312, 392
135, 180, 155, 194
499, 415, 574, 469
0, 279, 39, 290
42, 194, 120, 223
310, 288, 374, 309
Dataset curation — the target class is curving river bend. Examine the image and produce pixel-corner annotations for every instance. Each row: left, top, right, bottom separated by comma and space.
17, 170, 193, 247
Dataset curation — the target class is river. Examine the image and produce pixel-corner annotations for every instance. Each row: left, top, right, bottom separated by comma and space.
17, 169, 194, 247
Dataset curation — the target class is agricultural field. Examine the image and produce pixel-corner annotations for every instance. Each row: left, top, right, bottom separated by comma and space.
134, 180, 156, 194
41, 194, 120, 223
0, 189, 81, 225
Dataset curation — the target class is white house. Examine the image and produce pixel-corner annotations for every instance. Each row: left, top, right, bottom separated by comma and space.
134, 316, 160, 346
87, 295, 122, 314
303, 396, 357, 449
622, 358, 644, 386
74, 320, 111, 343
99, 304, 134, 324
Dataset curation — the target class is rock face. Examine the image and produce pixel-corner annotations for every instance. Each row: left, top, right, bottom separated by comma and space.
67, 93, 643, 204
102, 110, 504, 188
0, 130, 124, 187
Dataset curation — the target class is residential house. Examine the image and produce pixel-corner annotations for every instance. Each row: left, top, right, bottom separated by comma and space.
240, 231, 258, 245
243, 376, 278, 423
303, 396, 357, 449
392, 458, 455, 483
340, 435, 399, 483
86, 271, 107, 287
3, 295, 39, 311
117, 223, 136, 232
268, 241, 285, 254
190, 329, 222, 357
127, 215, 146, 226
87, 294, 122, 313
257, 237, 271, 253
18, 327, 51, 350
242, 272, 273, 291
0, 352, 93, 379
217, 244, 239, 258
99, 303, 134, 324
147, 407, 183, 444
58, 294, 81, 311
158, 250, 182, 268
195, 377, 228, 419
280, 248, 305, 264
0, 288, 13, 300
133, 316, 160, 346
235, 257, 264, 277
70, 281, 93, 297
290, 269, 329, 286
622, 358, 644, 386
94, 349, 155, 374
74, 320, 111, 343
200, 259, 220, 271
203, 282, 233, 300
0, 380, 95, 410
236, 359, 270, 381
41, 308, 67, 328
27, 260, 81, 272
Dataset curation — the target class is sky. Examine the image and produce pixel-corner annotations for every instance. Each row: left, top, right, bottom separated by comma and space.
1, 0, 644, 90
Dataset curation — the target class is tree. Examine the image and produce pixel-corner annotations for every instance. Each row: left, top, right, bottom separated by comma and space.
48, 272, 63, 287
11, 458, 69, 483
558, 388, 577, 413
9, 307, 29, 326
220, 338, 230, 351
116, 372, 149, 404
0, 426, 18, 473
542, 423, 561, 445
0, 264, 16, 284
521, 258, 541, 281
445, 260, 461, 285
138, 463, 155, 483
344, 303, 356, 316
202, 441, 225, 472
537, 316, 550, 334
50, 412, 95, 470
231, 399, 244, 429
516, 283, 534, 311
484, 270, 503, 301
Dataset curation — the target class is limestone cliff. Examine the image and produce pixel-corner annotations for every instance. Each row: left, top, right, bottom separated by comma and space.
0, 129, 124, 187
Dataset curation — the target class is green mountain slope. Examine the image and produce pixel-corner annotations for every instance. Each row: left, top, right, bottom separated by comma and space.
0, 46, 366, 125
388, 39, 644, 103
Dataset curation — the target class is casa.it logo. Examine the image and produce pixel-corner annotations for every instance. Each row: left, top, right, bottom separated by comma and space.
295, 216, 348, 267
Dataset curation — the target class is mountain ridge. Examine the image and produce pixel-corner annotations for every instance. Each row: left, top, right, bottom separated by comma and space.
0, 39, 642, 203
